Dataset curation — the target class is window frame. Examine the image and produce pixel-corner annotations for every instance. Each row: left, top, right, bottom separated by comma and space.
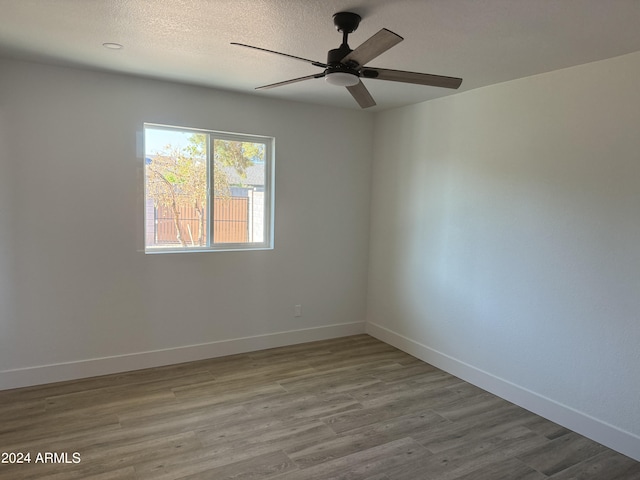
143, 123, 275, 254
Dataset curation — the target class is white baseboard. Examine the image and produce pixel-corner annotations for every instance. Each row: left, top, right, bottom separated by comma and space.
366, 321, 640, 462
0, 322, 365, 391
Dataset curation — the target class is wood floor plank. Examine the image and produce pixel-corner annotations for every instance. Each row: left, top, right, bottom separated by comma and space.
118, 402, 246, 432
0, 399, 46, 420
387, 427, 547, 480
450, 457, 546, 480
346, 373, 459, 404
206, 360, 316, 384
522, 414, 573, 440
2, 465, 137, 480
320, 403, 426, 436
0, 335, 637, 480
241, 391, 361, 420
367, 362, 441, 383
171, 377, 288, 402
0, 411, 122, 448
431, 392, 514, 422
131, 442, 254, 480
42, 372, 211, 413
78, 431, 203, 475
273, 437, 431, 480
306, 349, 413, 373
321, 383, 459, 435
197, 417, 337, 452
177, 450, 296, 480
548, 449, 640, 480
0, 362, 214, 404
409, 399, 537, 451
516, 431, 608, 476
286, 411, 448, 468
278, 369, 383, 396
45, 390, 179, 418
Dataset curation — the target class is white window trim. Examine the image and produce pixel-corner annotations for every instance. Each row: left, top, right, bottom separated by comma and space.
143, 123, 275, 254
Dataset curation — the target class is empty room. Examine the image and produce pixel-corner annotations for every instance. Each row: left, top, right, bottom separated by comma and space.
0, 1, 639, 479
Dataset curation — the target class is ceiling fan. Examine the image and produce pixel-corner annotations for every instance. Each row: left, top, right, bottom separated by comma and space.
232, 12, 462, 109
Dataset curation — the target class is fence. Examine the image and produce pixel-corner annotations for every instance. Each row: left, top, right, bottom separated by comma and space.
153, 197, 249, 245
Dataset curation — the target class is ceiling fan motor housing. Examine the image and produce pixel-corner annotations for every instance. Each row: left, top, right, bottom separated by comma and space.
327, 45, 355, 67
326, 46, 359, 82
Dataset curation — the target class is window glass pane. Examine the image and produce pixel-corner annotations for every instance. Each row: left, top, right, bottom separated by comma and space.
144, 128, 208, 250
213, 139, 267, 244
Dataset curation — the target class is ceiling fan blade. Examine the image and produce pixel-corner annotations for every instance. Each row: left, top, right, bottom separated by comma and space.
362, 67, 462, 89
340, 29, 403, 67
346, 80, 376, 108
231, 42, 327, 68
255, 73, 326, 90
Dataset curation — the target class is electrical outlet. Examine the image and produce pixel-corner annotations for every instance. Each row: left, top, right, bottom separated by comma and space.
294, 305, 302, 317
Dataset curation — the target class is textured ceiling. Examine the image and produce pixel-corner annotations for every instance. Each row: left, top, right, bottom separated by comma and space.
1, 0, 640, 111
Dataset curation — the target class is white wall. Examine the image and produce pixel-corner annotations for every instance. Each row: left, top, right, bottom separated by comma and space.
367, 51, 640, 460
0, 90, 17, 366
0, 58, 372, 387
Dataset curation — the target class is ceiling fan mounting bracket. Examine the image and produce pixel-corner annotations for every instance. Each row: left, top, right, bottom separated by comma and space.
333, 12, 361, 34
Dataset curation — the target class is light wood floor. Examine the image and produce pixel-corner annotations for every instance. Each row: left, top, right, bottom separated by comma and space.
1, 334, 638, 480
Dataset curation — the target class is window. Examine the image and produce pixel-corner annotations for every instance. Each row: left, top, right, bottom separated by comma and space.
143, 124, 274, 253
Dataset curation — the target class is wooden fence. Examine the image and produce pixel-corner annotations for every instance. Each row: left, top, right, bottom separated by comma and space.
154, 197, 249, 245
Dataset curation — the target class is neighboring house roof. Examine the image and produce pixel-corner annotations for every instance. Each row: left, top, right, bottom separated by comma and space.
223, 164, 264, 187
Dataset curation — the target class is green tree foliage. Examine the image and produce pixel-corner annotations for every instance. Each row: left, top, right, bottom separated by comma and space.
214, 139, 262, 179
145, 134, 259, 247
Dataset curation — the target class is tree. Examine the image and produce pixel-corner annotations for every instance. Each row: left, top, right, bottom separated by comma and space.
145, 134, 259, 247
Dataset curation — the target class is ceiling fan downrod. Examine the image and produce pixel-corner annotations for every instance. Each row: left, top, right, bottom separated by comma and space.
331, 12, 360, 58
326, 12, 361, 79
